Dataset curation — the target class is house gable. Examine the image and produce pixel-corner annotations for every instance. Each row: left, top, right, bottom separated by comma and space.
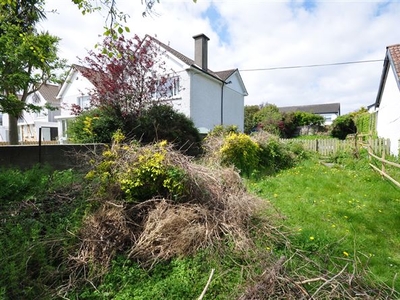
374, 44, 400, 155
56, 34, 248, 139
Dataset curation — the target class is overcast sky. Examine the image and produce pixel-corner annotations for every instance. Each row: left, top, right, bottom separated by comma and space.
40, 0, 400, 114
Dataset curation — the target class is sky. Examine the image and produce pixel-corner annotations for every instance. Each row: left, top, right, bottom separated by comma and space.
39, 0, 400, 115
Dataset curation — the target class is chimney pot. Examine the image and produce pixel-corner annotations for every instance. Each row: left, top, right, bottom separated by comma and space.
193, 34, 210, 71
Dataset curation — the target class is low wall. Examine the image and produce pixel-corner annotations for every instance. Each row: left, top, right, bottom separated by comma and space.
0, 144, 106, 170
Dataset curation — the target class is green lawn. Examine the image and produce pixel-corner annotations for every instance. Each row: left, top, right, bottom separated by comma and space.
248, 156, 400, 291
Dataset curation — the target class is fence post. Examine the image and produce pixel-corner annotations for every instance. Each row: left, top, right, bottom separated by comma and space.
382, 150, 385, 174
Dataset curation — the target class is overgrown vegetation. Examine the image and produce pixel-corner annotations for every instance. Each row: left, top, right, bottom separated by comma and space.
1, 133, 399, 299
0, 167, 86, 299
68, 104, 202, 155
244, 104, 325, 137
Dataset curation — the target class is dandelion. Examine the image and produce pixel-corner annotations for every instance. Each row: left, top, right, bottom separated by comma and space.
273, 193, 278, 198
343, 251, 349, 257
331, 224, 336, 228
309, 236, 315, 241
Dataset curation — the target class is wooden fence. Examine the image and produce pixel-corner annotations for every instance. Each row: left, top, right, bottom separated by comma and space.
280, 137, 390, 157
362, 138, 400, 188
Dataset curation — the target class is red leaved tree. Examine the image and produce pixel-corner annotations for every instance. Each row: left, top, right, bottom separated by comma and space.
78, 34, 171, 119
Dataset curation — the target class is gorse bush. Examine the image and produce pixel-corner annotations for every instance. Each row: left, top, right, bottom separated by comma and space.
86, 140, 188, 202
68, 108, 123, 143
220, 132, 260, 176
205, 131, 306, 177
208, 124, 239, 137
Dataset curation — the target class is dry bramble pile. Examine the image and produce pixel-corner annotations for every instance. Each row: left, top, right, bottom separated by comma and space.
59, 135, 398, 299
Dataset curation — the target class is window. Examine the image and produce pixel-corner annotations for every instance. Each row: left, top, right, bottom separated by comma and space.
78, 95, 91, 109
154, 76, 180, 99
166, 76, 180, 98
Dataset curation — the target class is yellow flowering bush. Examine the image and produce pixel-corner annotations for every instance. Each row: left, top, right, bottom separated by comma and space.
220, 132, 260, 176
86, 139, 187, 203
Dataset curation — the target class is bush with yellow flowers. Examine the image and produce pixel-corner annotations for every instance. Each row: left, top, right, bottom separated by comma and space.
219, 132, 260, 176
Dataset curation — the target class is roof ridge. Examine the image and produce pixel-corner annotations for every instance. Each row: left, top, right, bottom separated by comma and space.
146, 34, 227, 81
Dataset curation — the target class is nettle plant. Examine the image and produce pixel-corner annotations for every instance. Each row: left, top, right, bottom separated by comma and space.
86, 134, 187, 203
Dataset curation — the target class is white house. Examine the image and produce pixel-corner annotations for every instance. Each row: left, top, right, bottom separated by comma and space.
0, 83, 60, 142
18, 83, 61, 142
55, 64, 95, 142
374, 44, 400, 156
0, 113, 10, 142
278, 103, 341, 125
56, 33, 248, 141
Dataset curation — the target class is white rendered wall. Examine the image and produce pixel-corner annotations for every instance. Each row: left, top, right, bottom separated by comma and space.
59, 71, 94, 117
376, 65, 400, 155
0, 113, 9, 141
189, 71, 222, 132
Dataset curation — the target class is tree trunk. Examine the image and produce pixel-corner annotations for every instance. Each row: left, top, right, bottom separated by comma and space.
8, 114, 19, 145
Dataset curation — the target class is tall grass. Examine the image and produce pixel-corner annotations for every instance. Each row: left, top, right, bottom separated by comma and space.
248, 152, 400, 291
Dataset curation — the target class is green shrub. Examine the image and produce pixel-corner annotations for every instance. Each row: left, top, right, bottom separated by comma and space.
257, 134, 294, 172
129, 104, 202, 156
220, 132, 260, 176
331, 114, 356, 140
208, 124, 239, 137
68, 108, 123, 143
0, 165, 51, 202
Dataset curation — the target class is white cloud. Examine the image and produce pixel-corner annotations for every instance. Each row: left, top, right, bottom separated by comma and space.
40, 0, 400, 114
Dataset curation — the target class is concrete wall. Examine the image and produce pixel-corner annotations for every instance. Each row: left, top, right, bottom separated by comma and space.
0, 144, 105, 170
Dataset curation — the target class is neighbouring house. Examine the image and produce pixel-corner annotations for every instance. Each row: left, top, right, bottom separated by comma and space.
0, 83, 61, 143
55, 64, 95, 143
374, 44, 400, 156
0, 112, 9, 142
18, 83, 61, 142
278, 103, 341, 125
56, 33, 248, 141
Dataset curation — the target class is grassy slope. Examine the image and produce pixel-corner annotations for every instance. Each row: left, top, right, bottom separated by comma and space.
248, 157, 400, 291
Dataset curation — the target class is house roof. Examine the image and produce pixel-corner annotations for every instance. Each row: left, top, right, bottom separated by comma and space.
278, 103, 341, 115
38, 83, 60, 104
59, 35, 247, 98
145, 34, 239, 83
375, 44, 400, 108
388, 44, 400, 80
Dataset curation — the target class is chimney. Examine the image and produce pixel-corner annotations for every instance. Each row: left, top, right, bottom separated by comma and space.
193, 34, 210, 71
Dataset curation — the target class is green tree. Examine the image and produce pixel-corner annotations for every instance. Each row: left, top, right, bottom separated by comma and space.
244, 105, 260, 134
331, 114, 356, 140
0, 0, 64, 144
253, 104, 282, 135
